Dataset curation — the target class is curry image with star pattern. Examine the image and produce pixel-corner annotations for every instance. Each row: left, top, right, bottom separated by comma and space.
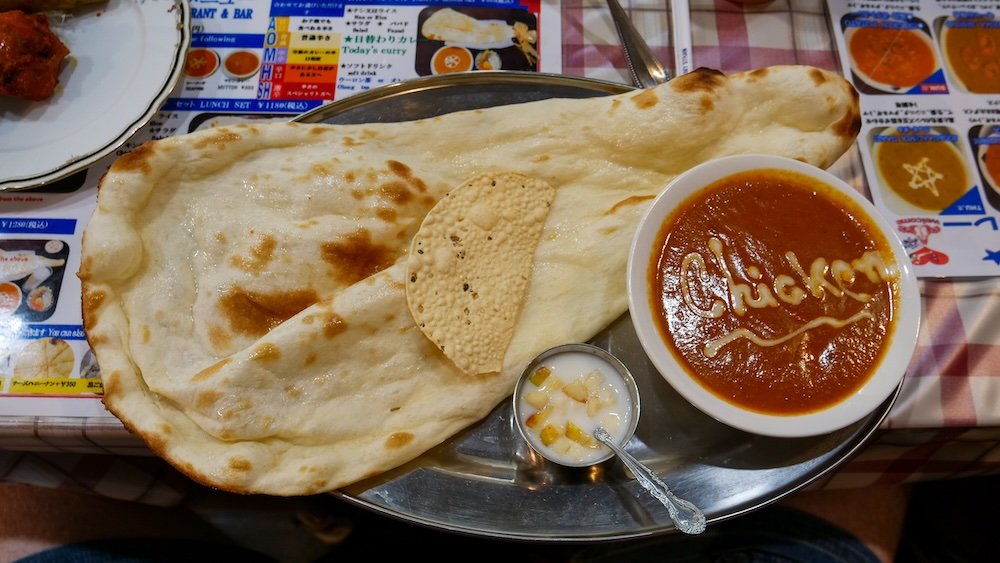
872, 127, 971, 214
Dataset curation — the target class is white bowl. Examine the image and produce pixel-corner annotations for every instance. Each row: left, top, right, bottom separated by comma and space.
626, 155, 921, 438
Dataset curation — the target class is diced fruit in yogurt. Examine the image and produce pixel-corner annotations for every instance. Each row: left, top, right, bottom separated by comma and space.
583, 369, 605, 390
525, 390, 549, 409
586, 392, 602, 417
562, 379, 589, 402
544, 375, 565, 392
525, 405, 553, 429
552, 438, 573, 456
565, 421, 595, 447
540, 424, 561, 446
516, 349, 634, 466
529, 366, 551, 386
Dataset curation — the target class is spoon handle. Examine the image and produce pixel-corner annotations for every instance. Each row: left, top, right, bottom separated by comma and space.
605, 0, 670, 88
594, 427, 706, 535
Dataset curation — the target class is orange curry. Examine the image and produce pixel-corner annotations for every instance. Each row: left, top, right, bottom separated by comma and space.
942, 19, 1000, 93
224, 50, 260, 77
649, 169, 899, 415
848, 26, 936, 89
983, 143, 1000, 190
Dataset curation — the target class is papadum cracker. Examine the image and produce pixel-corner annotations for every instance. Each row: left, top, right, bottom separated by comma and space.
406, 173, 555, 375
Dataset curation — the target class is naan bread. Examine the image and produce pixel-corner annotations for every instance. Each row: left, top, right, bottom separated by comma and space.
79, 66, 861, 495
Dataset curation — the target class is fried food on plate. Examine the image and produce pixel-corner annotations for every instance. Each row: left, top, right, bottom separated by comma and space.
79, 66, 861, 496
0, 9, 70, 101
0, 0, 105, 12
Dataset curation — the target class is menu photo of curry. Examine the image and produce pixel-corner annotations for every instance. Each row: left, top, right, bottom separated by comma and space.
414, 6, 538, 76
0, 239, 70, 322
936, 15, 1000, 94
869, 126, 982, 216
969, 124, 1000, 211
841, 12, 947, 95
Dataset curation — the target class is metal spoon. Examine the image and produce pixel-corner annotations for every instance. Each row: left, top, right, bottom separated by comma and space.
605, 0, 670, 87
593, 426, 707, 535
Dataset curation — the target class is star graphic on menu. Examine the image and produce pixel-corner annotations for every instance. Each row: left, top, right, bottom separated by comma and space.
984, 249, 1000, 265
903, 157, 943, 197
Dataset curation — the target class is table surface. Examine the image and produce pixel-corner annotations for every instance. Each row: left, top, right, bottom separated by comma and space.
2, 0, 999, 506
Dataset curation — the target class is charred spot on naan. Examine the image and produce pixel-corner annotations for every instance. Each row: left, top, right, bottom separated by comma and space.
671, 67, 726, 93
196, 389, 223, 409
379, 180, 414, 204
192, 130, 242, 151
387, 160, 424, 188
631, 89, 659, 109
809, 68, 829, 86
79, 285, 105, 314
604, 194, 655, 216
191, 358, 232, 382
311, 163, 334, 176
833, 88, 862, 141
376, 208, 398, 223
103, 369, 123, 397
111, 142, 157, 175
229, 235, 277, 275
228, 456, 252, 472
385, 432, 414, 449
218, 286, 318, 338
746, 67, 770, 82
321, 229, 398, 286
249, 343, 281, 362
207, 324, 232, 352
301, 309, 347, 339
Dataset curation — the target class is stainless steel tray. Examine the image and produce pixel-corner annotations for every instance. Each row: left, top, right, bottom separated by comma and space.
293, 71, 899, 542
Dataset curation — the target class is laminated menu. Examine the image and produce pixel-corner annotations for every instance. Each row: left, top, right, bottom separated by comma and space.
0, 189, 107, 417
0, 0, 561, 418
828, 0, 1000, 277
170, 0, 559, 115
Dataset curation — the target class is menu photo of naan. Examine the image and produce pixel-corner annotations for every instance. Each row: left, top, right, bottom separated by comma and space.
0, 239, 69, 322
415, 7, 538, 76
13, 337, 74, 381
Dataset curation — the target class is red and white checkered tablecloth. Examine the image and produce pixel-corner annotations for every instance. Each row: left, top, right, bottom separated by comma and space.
3, 0, 1000, 505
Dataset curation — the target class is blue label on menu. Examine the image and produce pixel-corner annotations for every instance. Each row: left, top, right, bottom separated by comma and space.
21, 325, 87, 341
940, 188, 987, 215
191, 33, 266, 48
269, 0, 526, 17
270, 1, 346, 17
0, 218, 75, 235
162, 97, 322, 113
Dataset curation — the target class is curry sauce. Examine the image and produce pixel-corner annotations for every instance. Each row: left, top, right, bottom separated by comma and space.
649, 169, 899, 415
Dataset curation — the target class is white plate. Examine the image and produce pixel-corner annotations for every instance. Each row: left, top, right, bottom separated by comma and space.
0, 0, 191, 191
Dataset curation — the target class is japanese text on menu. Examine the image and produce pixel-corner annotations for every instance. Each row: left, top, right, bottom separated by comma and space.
828, 0, 1000, 277
167, 0, 553, 116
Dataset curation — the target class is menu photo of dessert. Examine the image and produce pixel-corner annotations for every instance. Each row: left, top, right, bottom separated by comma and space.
414, 6, 538, 76
0, 239, 69, 322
